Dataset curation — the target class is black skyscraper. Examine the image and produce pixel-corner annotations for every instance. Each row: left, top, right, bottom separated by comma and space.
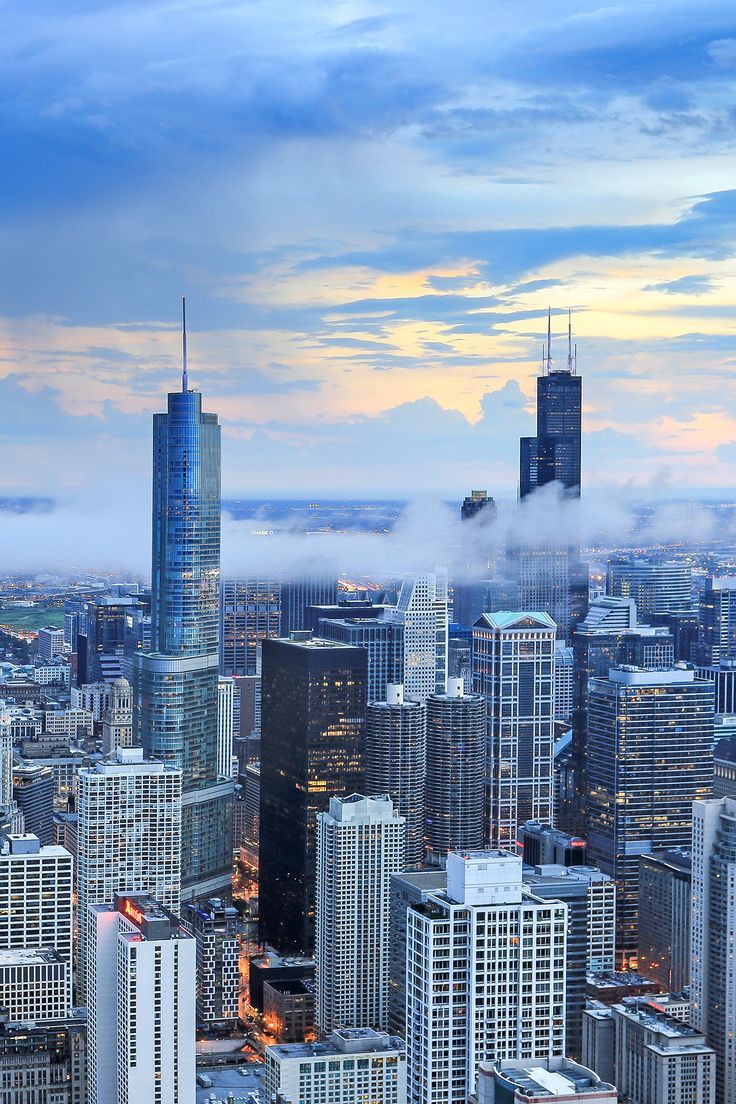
259, 633, 367, 954
520, 311, 582, 499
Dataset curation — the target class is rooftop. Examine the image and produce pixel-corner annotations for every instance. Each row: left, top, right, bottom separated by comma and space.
0, 948, 62, 967
268, 1028, 404, 1060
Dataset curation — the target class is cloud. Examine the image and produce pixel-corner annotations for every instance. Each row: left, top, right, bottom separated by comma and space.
643, 275, 716, 295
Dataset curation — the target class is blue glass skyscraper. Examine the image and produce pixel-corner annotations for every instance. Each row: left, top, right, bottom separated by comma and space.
137, 302, 234, 900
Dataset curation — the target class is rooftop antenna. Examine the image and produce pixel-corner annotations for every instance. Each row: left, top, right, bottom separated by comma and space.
567, 308, 574, 373
545, 307, 553, 373
182, 296, 188, 392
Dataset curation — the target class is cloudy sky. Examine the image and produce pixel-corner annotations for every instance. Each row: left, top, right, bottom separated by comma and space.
1, 0, 735, 502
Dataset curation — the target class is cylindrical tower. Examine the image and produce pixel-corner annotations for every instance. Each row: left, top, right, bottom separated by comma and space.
365, 684, 426, 867
425, 677, 486, 862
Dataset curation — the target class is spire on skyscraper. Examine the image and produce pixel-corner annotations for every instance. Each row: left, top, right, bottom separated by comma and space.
567, 308, 575, 374
181, 295, 188, 392
546, 306, 553, 373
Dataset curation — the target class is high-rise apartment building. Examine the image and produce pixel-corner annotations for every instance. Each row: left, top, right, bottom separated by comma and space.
587, 667, 713, 964
405, 850, 567, 1104
76, 747, 182, 998
220, 575, 281, 676
136, 326, 233, 901
259, 633, 367, 954
606, 557, 692, 617
88, 893, 195, 1104
522, 863, 616, 1060
424, 678, 485, 861
37, 626, 67, 661
316, 794, 405, 1034
638, 848, 691, 993
216, 675, 235, 779
610, 1002, 715, 1104
384, 572, 448, 702
388, 869, 449, 1038
691, 796, 736, 1104
0, 833, 74, 1015
365, 685, 425, 867
181, 898, 240, 1025
474, 611, 556, 848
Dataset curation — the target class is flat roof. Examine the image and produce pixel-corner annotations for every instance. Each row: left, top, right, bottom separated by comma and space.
0, 948, 62, 966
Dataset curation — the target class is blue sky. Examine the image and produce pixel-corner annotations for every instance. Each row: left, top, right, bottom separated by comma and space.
1, 0, 735, 500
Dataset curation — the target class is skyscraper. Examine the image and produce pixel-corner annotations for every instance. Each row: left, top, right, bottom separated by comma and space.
220, 575, 281, 676
606, 557, 692, 618
405, 850, 567, 1104
520, 312, 582, 499
88, 893, 195, 1104
587, 667, 713, 965
384, 572, 448, 702
316, 794, 405, 1034
424, 677, 486, 861
136, 303, 234, 900
101, 676, 133, 756
692, 575, 736, 666
474, 611, 556, 848
76, 747, 182, 998
281, 576, 338, 637
259, 633, 367, 954
691, 796, 736, 1104
319, 616, 404, 703
365, 685, 425, 867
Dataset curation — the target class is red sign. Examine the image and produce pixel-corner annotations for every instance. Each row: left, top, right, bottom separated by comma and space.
121, 897, 145, 929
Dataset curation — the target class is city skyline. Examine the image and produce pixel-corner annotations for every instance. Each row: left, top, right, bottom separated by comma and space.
1, 2, 736, 501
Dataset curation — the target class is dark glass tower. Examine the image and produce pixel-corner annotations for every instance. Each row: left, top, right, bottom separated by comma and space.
259, 633, 367, 954
520, 312, 582, 499
137, 301, 234, 900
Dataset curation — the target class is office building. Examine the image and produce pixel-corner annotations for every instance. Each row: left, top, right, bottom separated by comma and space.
522, 863, 616, 1060
220, 575, 281, 676
281, 576, 338, 637
181, 898, 240, 1025
316, 795, 405, 1034
101, 676, 133, 755
0, 948, 68, 1022
319, 616, 404, 703
88, 892, 195, 1104
238, 759, 260, 870
217, 675, 235, 779
461, 489, 497, 522
0, 833, 74, 1015
611, 1002, 715, 1104
475, 1057, 617, 1103
365, 685, 425, 866
384, 572, 448, 702
263, 977, 316, 1043
695, 658, 736, 713
714, 734, 736, 797
136, 328, 234, 901
606, 557, 692, 617
12, 761, 54, 843
406, 850, 567, 1104
79, 599, 137, 684
37, 626, 67, 660
448, 624, 472, 684
388, 868, 449, 1038
691, 796, 736, 1103
76, 747, 182, 999
474, 612, 556, 848
587, 667, 713, 965
692, 576, 736, 665
520, 313, 582, 498
424, 678, 485, 861
72, 681, 112, 721
554, 642, 574, 724
259, 633, 366, 954
638, 849, 691, 993
452, 578, 520, 634
0, 1012, 87, 1104
264, 1028, 406, 1104
520, 820, 588, 867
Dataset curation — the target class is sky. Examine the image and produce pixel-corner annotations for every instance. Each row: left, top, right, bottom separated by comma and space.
1, 0, 736, 503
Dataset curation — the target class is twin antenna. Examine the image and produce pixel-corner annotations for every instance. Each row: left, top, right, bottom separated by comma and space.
543, 307, 577, 375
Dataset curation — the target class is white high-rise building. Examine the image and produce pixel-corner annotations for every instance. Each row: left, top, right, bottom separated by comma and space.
316, 794, 405, 1034
216, 675, 235, 779
405, 850, 567, 1104
691, 796, 736, 1104
385, 572, 448, 702
365, 685, 426, 867
474, 612, 557, 848
88, 892, 195, 1104
0, 833, 74, 1015
76, 747, 182, 999
101, 677, 133, 755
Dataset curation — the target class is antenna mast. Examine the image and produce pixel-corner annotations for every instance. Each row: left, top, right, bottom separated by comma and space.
182, 296, 188, 392
545, 307, 553, 374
